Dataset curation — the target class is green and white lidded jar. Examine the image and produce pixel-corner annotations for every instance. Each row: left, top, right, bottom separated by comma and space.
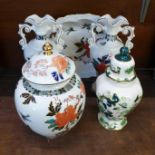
96, 47, 143, 130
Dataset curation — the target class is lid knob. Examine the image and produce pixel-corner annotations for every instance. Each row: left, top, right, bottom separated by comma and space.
115, 46, 131, 61
43, 42, 53, 55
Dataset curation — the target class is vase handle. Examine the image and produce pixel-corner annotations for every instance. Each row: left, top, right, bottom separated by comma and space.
88, 23, 104, 47
52, 24, 64, 50
18, 24, 32, 50
121, 26, 135, 51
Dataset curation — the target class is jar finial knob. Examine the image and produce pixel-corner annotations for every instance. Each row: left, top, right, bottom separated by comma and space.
115, 46, 131, 61
43, 42, 53, 55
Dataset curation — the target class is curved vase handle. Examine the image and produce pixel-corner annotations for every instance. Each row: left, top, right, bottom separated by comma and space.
18, 24, 32, 50
54, 24, 64, 50
88, 23, 104, 47
121, 26, 135, 51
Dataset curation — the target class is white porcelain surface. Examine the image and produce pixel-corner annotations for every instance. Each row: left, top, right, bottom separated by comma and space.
14, 74, 86, 138
22, 53, 75, 85
57, 13, 100, 78
89, 14, 135, 74
95, 49, 143, 130
96, 73, 143, 130
18, 14, 63, 60
106, 55, 135, 81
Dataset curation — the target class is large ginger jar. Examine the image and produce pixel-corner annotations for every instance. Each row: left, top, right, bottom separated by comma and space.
14, 42, 86, 138
89, 14, 135, 74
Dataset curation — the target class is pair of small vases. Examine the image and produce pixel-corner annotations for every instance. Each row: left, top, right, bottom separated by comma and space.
14, 14, 143, 139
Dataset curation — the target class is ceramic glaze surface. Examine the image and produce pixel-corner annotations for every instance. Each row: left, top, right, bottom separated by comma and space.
57, 14, 100, 78
15, 37, 86, 138
89, 14, 135, 74
95, 48, 143, 130
18, 14, 63, 60
15, 74, 86, 138
22, 53, 75, 85
96, 74, 142, 130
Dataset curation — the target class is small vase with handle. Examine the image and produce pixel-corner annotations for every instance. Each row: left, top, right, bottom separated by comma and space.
89, 14, 135, 74
18, 14, 63, 60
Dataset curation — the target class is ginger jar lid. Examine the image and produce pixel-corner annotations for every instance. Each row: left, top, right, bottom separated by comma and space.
106, 47, 136, 82
22, 42, 75, 85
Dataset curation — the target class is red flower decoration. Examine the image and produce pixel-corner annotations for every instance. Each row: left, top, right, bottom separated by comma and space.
55, 105, 77, 128
96, 63, 107, 74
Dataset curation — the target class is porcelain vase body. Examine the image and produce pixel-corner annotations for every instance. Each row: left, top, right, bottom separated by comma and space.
18, 14, 62, 60
96, 73, 143, 130
89, 14, 135, 74
90, 35, 123, 73
14, 74, 86, 138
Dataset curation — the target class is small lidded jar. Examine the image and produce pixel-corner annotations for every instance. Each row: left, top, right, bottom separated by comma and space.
96, 46, 143, 130
14, 42, 86, 138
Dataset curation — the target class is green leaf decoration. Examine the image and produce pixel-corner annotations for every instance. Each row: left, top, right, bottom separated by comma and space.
75, 42, 83, 47
55, 102, 62, 113
125, 66, 134, 74
100, 42, 106, 46
47, 102, 56, 116
93, 59, 99, 67
121, 119, 127, 126
21, 93, 30, 98
98, 104, 104, 113
45, 119, 55, 124
99, 116, 104, 123
78, 104, 82, 114
112, 94, 119, 103
134, 96, 141, 103
75, 47, 84, 53
52, 126, 64, 131
48, 124, 55, 129
21, 93, 36, 105
45, 119, 56, 129
66, 27, 76, 35
31, 96, 36, 103
23, 97, 31, 104
82, 23, 91, 30
119, 103, 127, 108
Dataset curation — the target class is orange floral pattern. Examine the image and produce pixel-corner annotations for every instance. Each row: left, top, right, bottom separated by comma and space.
45, 94, 85, 132
55, 105, 77, 128
51, 55, 68, 74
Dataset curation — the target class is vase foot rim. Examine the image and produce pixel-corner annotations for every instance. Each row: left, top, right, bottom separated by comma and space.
98, 113, 127, 131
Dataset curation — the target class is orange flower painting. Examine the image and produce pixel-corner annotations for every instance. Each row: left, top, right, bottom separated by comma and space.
45, 95, 84, 132
55, 105, 77, 128
51, 55, 68, 74
45, 102, 80, 131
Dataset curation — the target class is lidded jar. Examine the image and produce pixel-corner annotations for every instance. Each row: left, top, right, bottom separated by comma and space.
14, 42, 86, 138
96, 46, 143, 130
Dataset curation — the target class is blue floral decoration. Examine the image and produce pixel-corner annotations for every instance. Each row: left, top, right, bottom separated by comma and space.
51, 71, 64, 81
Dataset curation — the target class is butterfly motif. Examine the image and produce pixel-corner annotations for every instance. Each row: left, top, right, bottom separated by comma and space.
21, 93, 36, 104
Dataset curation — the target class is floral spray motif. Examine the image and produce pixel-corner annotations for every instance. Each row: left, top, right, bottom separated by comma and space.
45, 95, 84, 132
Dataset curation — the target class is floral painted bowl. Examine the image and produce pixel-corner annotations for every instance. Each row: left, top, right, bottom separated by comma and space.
57, 14, 101, 78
